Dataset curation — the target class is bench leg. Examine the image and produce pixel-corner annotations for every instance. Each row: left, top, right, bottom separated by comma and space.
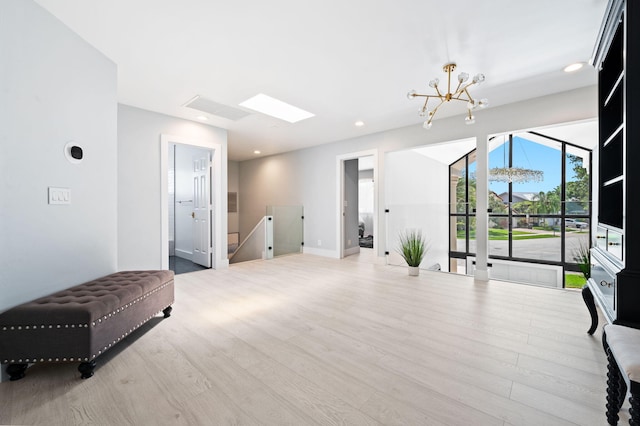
78, 360, 96, 379
631, 392, 640, 426
618, 376, 628, 413
163, 306, 172, 318
6, 363, 28, 381
607, 348, 623, 425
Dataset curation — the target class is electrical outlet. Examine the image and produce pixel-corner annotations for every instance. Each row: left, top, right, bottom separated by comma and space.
348, 239, 351, 245
48, 187, 71, 205
317, 240, 322, 246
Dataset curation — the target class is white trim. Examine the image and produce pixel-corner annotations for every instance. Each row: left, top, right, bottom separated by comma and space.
175, 249, 192, 260
303, 247, 340, 258
344, 246, 360, 256
474, 269, 490, 281
335, 149, 378, 259
468, 256, 563, 287
161, 134, 225, 270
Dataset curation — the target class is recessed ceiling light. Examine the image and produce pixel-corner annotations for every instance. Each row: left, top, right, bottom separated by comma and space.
564, 63, 584, 73
196, 115, 209, 121
253, 150, 261, 155
239, 94, 314, 123
355, 120, 365, 127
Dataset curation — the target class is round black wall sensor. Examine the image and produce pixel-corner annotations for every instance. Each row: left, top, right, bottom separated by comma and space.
64, 142, 83, 164
70, 146, 83, 160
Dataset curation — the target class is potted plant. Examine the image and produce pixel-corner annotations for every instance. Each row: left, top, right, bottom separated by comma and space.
573, 240, 591, 281
397, 229, 428, 276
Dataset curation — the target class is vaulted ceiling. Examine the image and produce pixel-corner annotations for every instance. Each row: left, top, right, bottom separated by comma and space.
35, 0, 607, 160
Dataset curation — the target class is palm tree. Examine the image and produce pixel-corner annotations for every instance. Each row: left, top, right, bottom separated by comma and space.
536, 191, 549, 214
547, 191, 561, 215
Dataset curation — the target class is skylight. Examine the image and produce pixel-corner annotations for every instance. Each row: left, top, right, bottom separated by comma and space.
239, 94, 314, 123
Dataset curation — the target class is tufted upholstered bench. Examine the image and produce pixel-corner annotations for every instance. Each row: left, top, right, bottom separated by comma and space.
0, 270, 174, 380
604, 324, 640, 425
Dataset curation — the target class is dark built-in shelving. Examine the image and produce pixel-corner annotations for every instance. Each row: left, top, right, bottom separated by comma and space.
584, 0, 640, 333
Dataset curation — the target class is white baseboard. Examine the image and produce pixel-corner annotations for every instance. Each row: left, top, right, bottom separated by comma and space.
175, 249, 192, 261
474, 269, 490, 281
217, 258, 230, 269
344, 246, 360, 256
303, 247, 340, 259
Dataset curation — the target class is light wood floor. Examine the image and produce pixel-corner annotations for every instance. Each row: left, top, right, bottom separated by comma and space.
0, 253, 625, 425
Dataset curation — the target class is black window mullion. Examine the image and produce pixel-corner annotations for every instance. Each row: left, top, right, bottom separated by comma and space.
508, 134, 513, 258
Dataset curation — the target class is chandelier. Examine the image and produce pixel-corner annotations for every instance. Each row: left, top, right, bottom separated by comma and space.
488, 135, 544, 183
488, 167, 544, 183
407, 63, 488, 129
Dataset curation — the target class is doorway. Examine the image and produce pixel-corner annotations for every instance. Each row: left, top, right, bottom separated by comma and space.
336, 150, 378, 258
161, 134, 225, 272
358, 156, 375, 251
168, 143, 212, 274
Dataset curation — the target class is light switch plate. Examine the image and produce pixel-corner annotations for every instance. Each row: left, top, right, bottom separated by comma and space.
48, 187, 70, 205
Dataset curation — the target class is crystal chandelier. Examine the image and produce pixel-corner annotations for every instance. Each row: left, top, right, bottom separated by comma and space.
488, 167, 544, 183
488, 135, 544, 183
407, 63, 488, 129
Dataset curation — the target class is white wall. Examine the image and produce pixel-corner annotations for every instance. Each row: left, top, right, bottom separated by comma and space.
0, 0, 118, 312
385, 150, 449, 269
118, 104, 228, 270
238, 86, 598, 274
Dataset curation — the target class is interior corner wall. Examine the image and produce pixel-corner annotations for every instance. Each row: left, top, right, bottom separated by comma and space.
237, 85, 597, 259
238, 153, 305, 245
0, 0, 118, 311
117, 104, 228, 270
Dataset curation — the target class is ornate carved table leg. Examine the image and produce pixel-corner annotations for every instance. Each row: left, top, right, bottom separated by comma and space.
618, 376, 628, 413
78, 360, 96, 379
606, 348, 622, 425
163, 306, 172, 318
582, 285, 598, 335
631, 391, 640, 426
6, 363, 28, 381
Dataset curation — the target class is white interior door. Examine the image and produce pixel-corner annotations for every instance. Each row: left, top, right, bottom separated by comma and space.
192, 152, 212, 267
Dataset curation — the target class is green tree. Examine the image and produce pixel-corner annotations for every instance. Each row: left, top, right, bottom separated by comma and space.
535, 190, 561, 214
456, 173, 477, 213
489, 192, 508, 214
565, 153, 590, 213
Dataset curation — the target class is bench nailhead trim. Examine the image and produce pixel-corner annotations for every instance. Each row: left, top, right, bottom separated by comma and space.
0, 282, 172, 331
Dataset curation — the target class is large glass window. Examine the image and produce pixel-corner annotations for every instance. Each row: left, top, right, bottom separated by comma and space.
449, 152, 477, 274
449, 131, 592, 287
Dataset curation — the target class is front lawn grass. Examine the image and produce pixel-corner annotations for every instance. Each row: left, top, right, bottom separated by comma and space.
565, 274, 587, 289
458, 228, 560, 240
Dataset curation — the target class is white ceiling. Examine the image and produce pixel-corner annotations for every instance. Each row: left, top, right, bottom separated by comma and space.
34, 0, 607, 161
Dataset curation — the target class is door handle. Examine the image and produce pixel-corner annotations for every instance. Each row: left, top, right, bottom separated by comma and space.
191, 212, 195, 218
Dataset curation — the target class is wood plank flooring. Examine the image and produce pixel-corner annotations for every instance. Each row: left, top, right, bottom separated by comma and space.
0, 253, 625, 425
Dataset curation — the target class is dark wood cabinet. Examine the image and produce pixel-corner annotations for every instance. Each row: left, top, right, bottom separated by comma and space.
584, 0, 640, 332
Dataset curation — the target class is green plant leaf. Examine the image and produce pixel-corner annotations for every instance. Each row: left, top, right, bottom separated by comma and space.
397, 229, 428, 267
572, 240, 591, 280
